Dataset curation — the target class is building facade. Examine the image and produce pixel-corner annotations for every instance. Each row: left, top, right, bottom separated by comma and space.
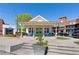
18, 15, 79, 38
3, 24, 16, 35
19, 15, 69, 36
72, 19, 79, 38
20, 15, 55, 36
0, 19, 16, 35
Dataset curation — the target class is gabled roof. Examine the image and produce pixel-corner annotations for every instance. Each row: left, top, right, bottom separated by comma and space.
30, 15, 48, 22
20, 15, 55, 26
21, 21, 54, 26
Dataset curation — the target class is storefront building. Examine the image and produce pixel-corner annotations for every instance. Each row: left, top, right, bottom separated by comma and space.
18, 15, 79, 37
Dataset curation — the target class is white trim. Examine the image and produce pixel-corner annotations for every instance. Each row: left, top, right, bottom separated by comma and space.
30, 15, 48, 22
26, 27, 29, 34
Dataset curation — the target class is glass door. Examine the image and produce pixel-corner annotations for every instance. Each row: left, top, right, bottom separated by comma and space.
36, 28, 43, 36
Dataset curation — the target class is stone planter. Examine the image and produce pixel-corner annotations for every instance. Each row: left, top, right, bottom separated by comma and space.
33, 44, 48, 55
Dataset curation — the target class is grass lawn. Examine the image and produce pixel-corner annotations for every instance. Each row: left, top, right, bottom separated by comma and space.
56, 36, 68, 40
4, 34, 16, 37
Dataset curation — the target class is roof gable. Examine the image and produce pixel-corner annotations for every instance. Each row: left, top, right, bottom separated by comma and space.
30, 15, 48, 22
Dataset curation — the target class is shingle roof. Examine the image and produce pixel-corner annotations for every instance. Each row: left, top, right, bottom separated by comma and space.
20, 21, 54, 26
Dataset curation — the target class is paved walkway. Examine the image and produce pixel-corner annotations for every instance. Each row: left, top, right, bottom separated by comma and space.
0, 36, 79, 55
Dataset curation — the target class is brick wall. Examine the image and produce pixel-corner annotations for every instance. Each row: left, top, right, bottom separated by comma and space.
0, 19, 5, 34
59, 17, 68, 33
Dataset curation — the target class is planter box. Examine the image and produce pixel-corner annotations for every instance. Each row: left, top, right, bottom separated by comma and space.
33, 45, 48, 55
0, 44, 23, 52
0, 39, 24, 52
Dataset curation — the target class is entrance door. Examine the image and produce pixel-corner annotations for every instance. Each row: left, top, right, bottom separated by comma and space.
36, 28, 43, 36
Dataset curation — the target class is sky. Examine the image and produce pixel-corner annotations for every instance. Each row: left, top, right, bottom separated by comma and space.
0, 3, 79, 28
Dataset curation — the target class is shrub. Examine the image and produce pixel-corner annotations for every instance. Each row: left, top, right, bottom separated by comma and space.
35, 32, 48, 47
5, 34, 16, 37
57, 36, 68, 40
16, 32, 21, 36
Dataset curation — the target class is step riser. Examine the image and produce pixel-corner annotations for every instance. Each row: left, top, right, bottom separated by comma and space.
48, 49, 79, 55
14, 43, 79, 55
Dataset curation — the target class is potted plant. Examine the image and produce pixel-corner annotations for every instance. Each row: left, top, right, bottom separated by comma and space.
33, 32, 48, 55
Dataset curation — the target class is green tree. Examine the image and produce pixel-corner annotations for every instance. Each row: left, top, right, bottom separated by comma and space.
17, 13, 32, 28
17, 13, 32, 22
16, 13, 32, 35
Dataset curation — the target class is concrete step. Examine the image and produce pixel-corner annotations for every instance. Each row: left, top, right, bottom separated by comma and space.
48, 48, 79, 55
0, 50, 16, 55
11, 48, 34, 55
47, 52, 61, 55
49, 44, 79, 48
14, 43, 79, 55
48, 44, 79, 55
10, 43, 34, 55
48, 51, 79, 55
48, 47, 79, 52
49, 45, 79, 50
23, 43, 79, 55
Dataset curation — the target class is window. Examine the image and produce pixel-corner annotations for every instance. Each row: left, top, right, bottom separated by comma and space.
47, 28, 49, 33
29, 28, 33, 33
29, 28, 31, 33
44, 28, 49, 33
5, 28, 13, 34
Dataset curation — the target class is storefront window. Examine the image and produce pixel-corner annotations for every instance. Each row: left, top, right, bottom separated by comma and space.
28, 28, 33, 33
44, 28, 49, 33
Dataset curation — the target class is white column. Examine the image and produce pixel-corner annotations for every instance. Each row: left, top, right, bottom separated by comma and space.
43, 27, 45, 37
26, 27, 29, 34
3, 28, 5, 35
13, 29, 16, 35
49, 27, 52, 33
55, 26, 57, 37
33, 26, 36, 37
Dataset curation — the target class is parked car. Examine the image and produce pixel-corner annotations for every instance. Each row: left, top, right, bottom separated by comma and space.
57, 32, 69, 36
45, 32, 55, 36
72, 33, 79, 38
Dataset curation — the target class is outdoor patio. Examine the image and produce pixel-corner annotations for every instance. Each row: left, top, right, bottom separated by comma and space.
0, 36, 79, 55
